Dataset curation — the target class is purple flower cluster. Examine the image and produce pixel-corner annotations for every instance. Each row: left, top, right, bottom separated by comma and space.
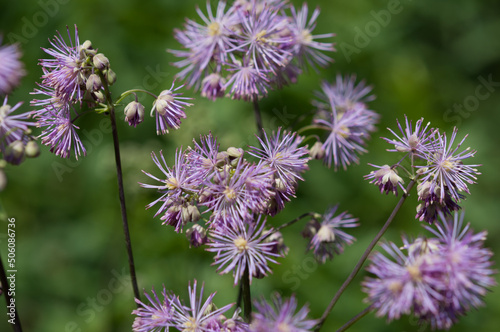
362, 212, 496, 330
0, 39, 26, 96
367, 116, 481, 223
141, 129, 309, 283
133, 280, 247, 332
302, 205, 359, 264
310, 74, 379, 170
170, 0, 335, 101
250, 293, 318, 331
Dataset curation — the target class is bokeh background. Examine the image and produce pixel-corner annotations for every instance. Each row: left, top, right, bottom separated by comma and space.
1, 0, 500, 331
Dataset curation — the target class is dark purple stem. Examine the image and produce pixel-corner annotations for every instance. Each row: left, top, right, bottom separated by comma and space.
314, 179, 417, 331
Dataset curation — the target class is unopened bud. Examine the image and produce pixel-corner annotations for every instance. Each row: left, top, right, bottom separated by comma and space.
154, 99, 168, 116
227, 147, 243, 159
86, 74, 102, 92
186, 224, 207, 247
187, 204, 201, 222
105, 69, 117, 85
124, 101, 145, 127
93, 90, 105, 103
309, 141, 325, 160
25, 141, 40, 158
93, 53, 110, 70
216, 151, 229, 167
5, 140, 25, 165
79, 40, 95, 57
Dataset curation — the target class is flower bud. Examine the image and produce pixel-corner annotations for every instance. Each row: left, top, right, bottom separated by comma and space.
105, 68, 117, 85
4, 140, 25, 165
93, 53, 109, 70
79, 40, 95, 57
186, 224, 207, 248
153, 98, 169, 116
124, 101, 145, 127
216, 151, 229, 167
227, 147, 243, 159
187, 204, 201, 222
309, 141, 325, 160
265, 231, 289, 256
86, 73, 102, 92
25, 140, 40, 158
93, 90, 105, 103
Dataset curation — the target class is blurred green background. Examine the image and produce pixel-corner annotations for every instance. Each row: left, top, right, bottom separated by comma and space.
1, 0, 500, 331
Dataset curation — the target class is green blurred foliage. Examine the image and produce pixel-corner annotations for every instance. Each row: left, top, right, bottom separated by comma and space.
1, 0, 500, 331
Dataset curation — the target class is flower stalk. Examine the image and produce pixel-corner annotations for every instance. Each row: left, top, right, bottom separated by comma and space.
314, 178, 417, 331
98, 71, 141, 303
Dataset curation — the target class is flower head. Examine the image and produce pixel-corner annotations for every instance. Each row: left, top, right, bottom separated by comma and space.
362, 240, 446, 321
224, 61, 270, 101
186, 132, 221, 180
232, 5, 292, 73
364, 164, 405, 196
312, 75, 378, 170
37, 25, 88, 105
249, 128, 310, 191
201, 73, 226, 101
421, 212, 496, 329
315, 74, 375, 113
0, 40, 26, 95
363, 212, 496, 330
416, 128, 480, 203
170, 280, 234, 331
206, 216, 280, 285
169, 1, 238, 88
314, 105, 377, 170
0, 97, 33, 150
250, 293, 318, 332
303, 205, 359, 263
200, 158, 274, 225
415, 180, 462, 224
151, 81, 193, 135
132, 286, 174, 332
140, 149, 201, 232
36, 104, 86, 159
288, 3, 335, 69
383, 115, 436, 155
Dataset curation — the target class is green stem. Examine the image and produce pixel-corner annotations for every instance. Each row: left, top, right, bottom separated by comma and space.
335, 305, 374, 332
98, 71, 141, 303
115, 89, 158, 105
297, 124, 331, 135
314, 179, 417, 331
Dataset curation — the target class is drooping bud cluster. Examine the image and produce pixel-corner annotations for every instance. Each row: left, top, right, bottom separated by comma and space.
366, 115, 481, 224
170, 0, 335, 102
30, 25, 115, 159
